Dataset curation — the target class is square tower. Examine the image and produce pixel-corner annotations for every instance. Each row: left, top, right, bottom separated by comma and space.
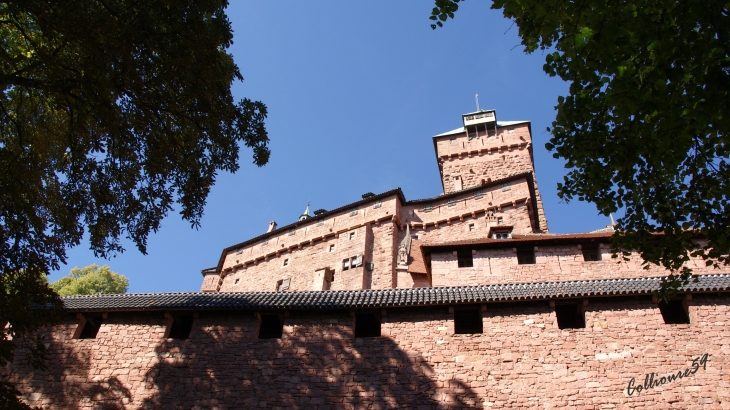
432, 110, 548, 232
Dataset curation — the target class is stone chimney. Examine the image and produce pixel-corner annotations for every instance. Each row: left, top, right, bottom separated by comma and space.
267, 221, 277, 233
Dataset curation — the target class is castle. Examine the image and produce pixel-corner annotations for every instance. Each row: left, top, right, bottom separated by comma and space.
10, 110, 730, 409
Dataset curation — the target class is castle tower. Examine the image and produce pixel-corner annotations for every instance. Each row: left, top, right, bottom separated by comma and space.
432, 109, 549, 232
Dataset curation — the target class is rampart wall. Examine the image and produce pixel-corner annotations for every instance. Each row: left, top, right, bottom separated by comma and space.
11, 295, 730, 409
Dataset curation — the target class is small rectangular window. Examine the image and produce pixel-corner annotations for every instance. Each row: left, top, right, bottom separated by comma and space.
258, 314, 283, 339
447, 198, 457, 207
262, 238, 268, 245
469, 224, 475, 232
508, 129, 515, 134
473, 190, 484, 199
351, 255, 363, 267
555, 303, 585, 329
288, 228, 296, 236
316, 218, 324, 226
493, 231, 511, 239
658, 300, 690, 324
283, 258, 289, 267
168, 314, 194, 340
329, 244, 335, 252
349, 232, 356, 240
342, 259, 350, 271
497, 217, 503, 225
454, 309, 483, 334
457, 250, 473, 268
501, 183, 511, 191
234, 278, 240, 285
517, 248, 535, 265
449, 138, 456, 144
373, 200, 382, 209
582, 244, 601, 261
276, 277, 290, 292
423, 203, 433, 212
235, 248, 243, 255
355, 313, 380, 338
350, 209, 358, 216
76, 314, 103, 339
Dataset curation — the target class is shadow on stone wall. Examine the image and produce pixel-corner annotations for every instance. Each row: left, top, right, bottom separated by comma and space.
138, 312, 481, 409
9, 328, 133, 409
9, 311, 481, 409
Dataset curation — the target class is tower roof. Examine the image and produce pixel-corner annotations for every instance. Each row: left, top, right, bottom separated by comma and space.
299, 203, 311, 221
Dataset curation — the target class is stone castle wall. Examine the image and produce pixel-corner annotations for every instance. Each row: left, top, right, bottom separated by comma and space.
431, 246, 725, 287
11, 295, 729, 409
433, 124, 548, 232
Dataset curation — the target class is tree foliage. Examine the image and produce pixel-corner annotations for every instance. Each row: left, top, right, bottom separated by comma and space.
0, 0, 269, 277
0, 1, 268, 406
431, 0, 730, 294
49, 264, 128, 296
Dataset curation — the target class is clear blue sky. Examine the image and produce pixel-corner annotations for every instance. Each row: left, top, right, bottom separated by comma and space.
59, 1, 612, 293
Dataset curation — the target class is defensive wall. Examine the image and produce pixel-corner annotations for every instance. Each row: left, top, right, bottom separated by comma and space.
9, 276, 730, 409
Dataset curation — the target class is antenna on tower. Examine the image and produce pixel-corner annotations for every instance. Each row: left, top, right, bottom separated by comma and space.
475, 92, 481, 112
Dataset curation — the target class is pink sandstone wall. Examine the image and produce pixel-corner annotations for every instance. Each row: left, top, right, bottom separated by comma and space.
431, 246, 726, 287
401, 178, 536, 234
212, 195, 401, 293
12, 295, 730, 408
433, 124, 548, 232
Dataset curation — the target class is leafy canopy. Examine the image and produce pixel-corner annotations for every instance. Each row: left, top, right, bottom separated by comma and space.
49, 264, 128, 296
0, 0, 269, 278
0, 1, 268, 407
431, 0, 730, 294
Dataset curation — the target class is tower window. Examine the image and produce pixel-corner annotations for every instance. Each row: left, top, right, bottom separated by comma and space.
258, 314, 283, 339
555, 303, 585, 329
517, 248, 535, 265
469, 224, 475, 231
235, 248, 243, 255
355, 313, 381, 338
75, 314, 104, 339
282, 258, 289, 267
474, 190, 484, 199
448, 198, 457, 207
276, 278, 290, 292
342, 258, 350, 270
234, 278, 240, 285
288, 228, 296, 235
582, 244, 601, 261
329, 244, 335, 252
497, 217, 503, 225
457, 250, 473, 268
449, 138, 456, 144
373, 200, 382, 209
350, 209, 358, 216
262, 237, 268, 245
316, 218, 324, 226
658, 300, 690, 324
349, 232, 356, 240
501, 183, 511, 191
454, 309, 483, 334
423, 203, 433, 212
167, 314, 194, 340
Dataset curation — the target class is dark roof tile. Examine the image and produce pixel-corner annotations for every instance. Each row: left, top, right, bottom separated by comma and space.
62, 274, 730, 312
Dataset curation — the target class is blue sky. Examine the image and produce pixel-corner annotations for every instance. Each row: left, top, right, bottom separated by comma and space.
59, 1, 612, 293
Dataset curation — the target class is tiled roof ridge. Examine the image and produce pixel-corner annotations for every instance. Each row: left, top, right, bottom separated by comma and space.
61, 274, 730, 312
